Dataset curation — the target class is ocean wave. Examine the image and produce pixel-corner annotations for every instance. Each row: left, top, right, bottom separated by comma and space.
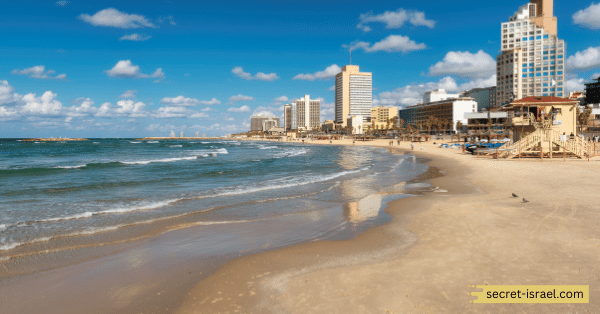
147, 141, 159, 143
169, 145, 183, 148
274, 148, 308, 159
201, 142, 210, 144
259, 145, 277, 149
54, 164, 87, 169
130, 141, 141, 143
0, 224, 5, 231
120, 156, 198, 165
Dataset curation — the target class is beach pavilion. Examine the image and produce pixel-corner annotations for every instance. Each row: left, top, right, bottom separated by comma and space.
496, 96, 594, 159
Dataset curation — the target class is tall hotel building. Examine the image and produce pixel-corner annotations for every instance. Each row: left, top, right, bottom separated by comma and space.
335, 65, 372, 127
283, 95, 320, 131
496, 0, 566, 105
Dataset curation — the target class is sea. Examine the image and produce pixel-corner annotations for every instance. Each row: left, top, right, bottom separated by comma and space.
0, 139, 430, 312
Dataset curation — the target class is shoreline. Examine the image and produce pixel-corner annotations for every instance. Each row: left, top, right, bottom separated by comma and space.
177, 139, 600, 313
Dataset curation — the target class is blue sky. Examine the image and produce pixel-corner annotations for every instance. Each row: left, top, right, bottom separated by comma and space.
1, 0, 599, 137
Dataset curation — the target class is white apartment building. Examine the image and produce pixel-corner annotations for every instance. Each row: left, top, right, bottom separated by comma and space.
423, 89, 459, 103
496, 0, 566, 105
294, 95, 321, 131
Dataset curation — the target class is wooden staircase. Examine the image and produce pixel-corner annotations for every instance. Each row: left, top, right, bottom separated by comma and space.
499, 128, 590, 159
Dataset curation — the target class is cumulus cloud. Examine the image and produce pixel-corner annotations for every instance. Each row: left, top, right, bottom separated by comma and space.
95, 100, 148, 118
231, 67, 279, 82
357, 8, 435, 32
428, 50, 496, 79
293, 64, 342, 81
79, 8, 155, 29
274, 96, 289, 102
573, 3, 600, 29
567, 77, 586, 92
0, 80, 19, 106
252, 109, 275, 117
457, 75, 497, 91
343, 35, 426, 53
160, 96, 201, 107
119, 33, 151, 41
12, 65, 67, 80
229, 94, 254, 102
567, 46, 600, 70
21, 91, 63, 116
67, 98, 98, 117
228, 105, 251, 113
119, 90, 137, 98
105, 60, 165, 81
374, 77, 459, 107
152, 106, 189, 118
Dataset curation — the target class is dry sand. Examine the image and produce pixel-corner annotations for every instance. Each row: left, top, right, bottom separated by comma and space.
176, 138, 600, 313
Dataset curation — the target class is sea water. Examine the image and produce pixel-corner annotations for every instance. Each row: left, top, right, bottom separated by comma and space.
0, 139, 427, 265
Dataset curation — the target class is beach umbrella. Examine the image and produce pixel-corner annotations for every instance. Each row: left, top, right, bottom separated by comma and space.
501, 138, 511, 142
480, 139, 489, 143
491, 139, 499, 142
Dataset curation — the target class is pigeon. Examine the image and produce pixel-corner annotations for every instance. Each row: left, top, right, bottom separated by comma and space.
523, 198, 529, 203
512, 193, 518, 198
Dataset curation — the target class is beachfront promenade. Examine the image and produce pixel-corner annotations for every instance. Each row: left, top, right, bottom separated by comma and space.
177, 138, 600, 313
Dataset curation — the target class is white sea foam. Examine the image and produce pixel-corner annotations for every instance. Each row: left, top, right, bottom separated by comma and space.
201, 142, 210, 144
120, 156, 198, 165
0, 242, 21, 251
169, 145, 183, 148
259, 145, 277, 149
55, 164, 87, 169
0, 224, 5, 231
274, 148, 308, 159
93, 142, 100, 144
147, 141, 159, 143
130, 141, 141, 144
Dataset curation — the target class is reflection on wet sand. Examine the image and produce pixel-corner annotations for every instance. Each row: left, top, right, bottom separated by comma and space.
343, 194, 384, 224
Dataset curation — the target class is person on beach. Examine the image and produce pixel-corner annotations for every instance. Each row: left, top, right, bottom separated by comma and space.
411, 142, 414, 150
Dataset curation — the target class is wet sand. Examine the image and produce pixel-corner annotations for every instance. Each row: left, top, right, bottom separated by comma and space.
177, 139, 600, 313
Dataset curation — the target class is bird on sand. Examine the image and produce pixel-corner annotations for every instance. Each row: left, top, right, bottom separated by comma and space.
512, 193, 518, 198
523, 198, 529, 203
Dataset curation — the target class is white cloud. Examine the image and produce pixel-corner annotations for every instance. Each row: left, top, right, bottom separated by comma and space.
79, 8, 155, 29
95, 100, 148, 118
328, 85, 335, 91
573, 3, 600, 29
567, 77, 586, 92
201, 107, 212, 111
198, 98, 221, 105
119, 90, 137, 98
252, 110, 275, 117
0, 106, 19, 120
67, 98, 97, 117
190, 112, 209, 119
105, 60, 165, 80
152, 106, 189, 118
0, 80, 19, 106
55, 1, 69, 7
592, 73, 600, 80
344, 35, 426, 53
374, 77, 458, 107
21, 91, 63, 116
457, 75, 497, 92
12, 65, 67, 80
293, 64, 342, 81
228, 105, 251, 113
356, 9, 435, 32
567, 46, 600, 70
160, 96, 200, 107
229, 94, 254, 102
274, 96, 289, 102
429, 50, 496, 79
231, 67, 279, 82
357, 9, 435, 32
119, 33, 151, 41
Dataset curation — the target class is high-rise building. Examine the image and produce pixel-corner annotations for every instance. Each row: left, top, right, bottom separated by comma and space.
496, 0, 566, 106
585, 77, 600, 106
294, 95, 321, 130
250, 116, 280, 132
335, 65, 372, 127
283, 104, 292, 131
462, 87, 497, 111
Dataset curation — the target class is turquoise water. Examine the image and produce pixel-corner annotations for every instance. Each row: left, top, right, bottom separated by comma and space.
0, 139, 427, 259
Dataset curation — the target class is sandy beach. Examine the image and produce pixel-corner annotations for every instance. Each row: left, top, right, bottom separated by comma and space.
176, 138, 600, 313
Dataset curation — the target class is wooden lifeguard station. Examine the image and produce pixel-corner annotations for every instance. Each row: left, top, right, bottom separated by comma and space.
498, 96, 591, 159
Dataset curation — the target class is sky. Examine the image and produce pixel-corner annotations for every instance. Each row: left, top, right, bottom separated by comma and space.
1, 0, 600, 138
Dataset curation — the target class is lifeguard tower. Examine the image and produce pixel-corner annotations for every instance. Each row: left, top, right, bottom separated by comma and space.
498, 96, 591, 158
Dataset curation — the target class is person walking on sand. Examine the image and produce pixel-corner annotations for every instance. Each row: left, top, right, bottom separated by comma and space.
411, 142, 414, 151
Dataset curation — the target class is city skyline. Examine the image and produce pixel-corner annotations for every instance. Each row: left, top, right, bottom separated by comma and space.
1, 0, 600, 137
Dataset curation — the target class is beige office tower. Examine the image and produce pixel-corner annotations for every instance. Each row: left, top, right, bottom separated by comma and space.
335, 65, 372, 127
370, 106, 398, 128
283, 104, 292, 131
496, 0, 566, 105
293, 95, 320, 130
